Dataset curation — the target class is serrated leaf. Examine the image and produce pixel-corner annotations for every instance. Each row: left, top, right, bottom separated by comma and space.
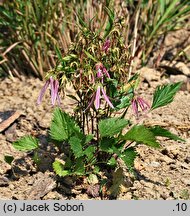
99, 137, 116, 153
151, 82, 182, 110
99, 117, 129, 137
123, 125, 160, 148
4, 155, 14, 165
120, 147, 137, 171
149, 126, 185, 142
50, 108, 69, 141
50, 108, 83, 142
13, 136, 39, 151
53, 160, 70, 177
74, 158, 85, 175
107, 157, 117, 166
85, 134, 94, 144
84, 146, 96, 161
69, 136, 83, 158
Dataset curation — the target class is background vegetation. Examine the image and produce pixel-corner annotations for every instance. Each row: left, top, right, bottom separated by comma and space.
0, 0, 190, 79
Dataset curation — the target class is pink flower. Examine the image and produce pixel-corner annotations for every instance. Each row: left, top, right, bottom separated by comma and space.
96, 63, 110, 82
37, 76, 61, 106
102, 39, 111, 53
94, 85, 114, 110
132, 97, 150, 117
85, 64, 113, 111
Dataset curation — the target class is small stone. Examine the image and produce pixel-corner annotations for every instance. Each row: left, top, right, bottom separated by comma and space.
170, 75, 188, 86
149, 161, 161, 167
179, 162, 189, 169
185, 157, 190, 164
9, 184, 15, 190
0, 176, 9, 186
181, 178, 190, 186
139, 67, 160, 83
159, 155, 174, 164
170, 164, 177, 170
175, 62, 190, 76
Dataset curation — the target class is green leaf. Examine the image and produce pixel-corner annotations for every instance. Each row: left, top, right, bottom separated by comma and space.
84, 146, 96, 161
33, 152, 41, 165
53, 160, 70, 177
54, 46, 62, 62
13, 136, 39, 151
69, 136, 83, 158
84, 50, 98, 62
93, 166, 100, 174
107, 157, 117, 167
151, 82, 182, 110
50, 108, 83, 142
85, 134, 94, 144
123, 125, 160, 148
74, 158, 85, 175
99, 137, 116, 153
149, 126, 185, 142
120, 147, 137, 171
115, 96, 131, 110
4, 155, 14, 165
104, 7, 115, 38
99, 117, 129, 137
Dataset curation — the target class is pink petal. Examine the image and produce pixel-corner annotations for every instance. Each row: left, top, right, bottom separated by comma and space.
101, 88, 114, 109
97, 68, 103, 78
37, 79, 50, 105
102, 39, 111, 52
132, 99, 138, 117
103, 67, 110, 78
50, 77, 55, 105
50, 77, 59, 106
95, 86, 101, 109
137, 97, 150, 111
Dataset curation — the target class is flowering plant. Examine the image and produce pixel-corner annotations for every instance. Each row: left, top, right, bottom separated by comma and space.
12, 14, 184, 195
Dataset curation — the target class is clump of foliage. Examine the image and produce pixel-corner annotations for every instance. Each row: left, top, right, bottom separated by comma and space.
11, 13, 184, 197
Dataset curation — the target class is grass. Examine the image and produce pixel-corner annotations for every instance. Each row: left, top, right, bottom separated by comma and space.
0, 0, 190, 78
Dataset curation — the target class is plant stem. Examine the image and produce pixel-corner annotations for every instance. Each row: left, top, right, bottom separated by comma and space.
128, 8, 140, 80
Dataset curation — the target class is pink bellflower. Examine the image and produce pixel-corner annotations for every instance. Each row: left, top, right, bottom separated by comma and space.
96, 63, 111, 81
85, 64, 114, 111
37, 76, 61, 106
132, 96, 150, 118
94, 85, 114, 110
